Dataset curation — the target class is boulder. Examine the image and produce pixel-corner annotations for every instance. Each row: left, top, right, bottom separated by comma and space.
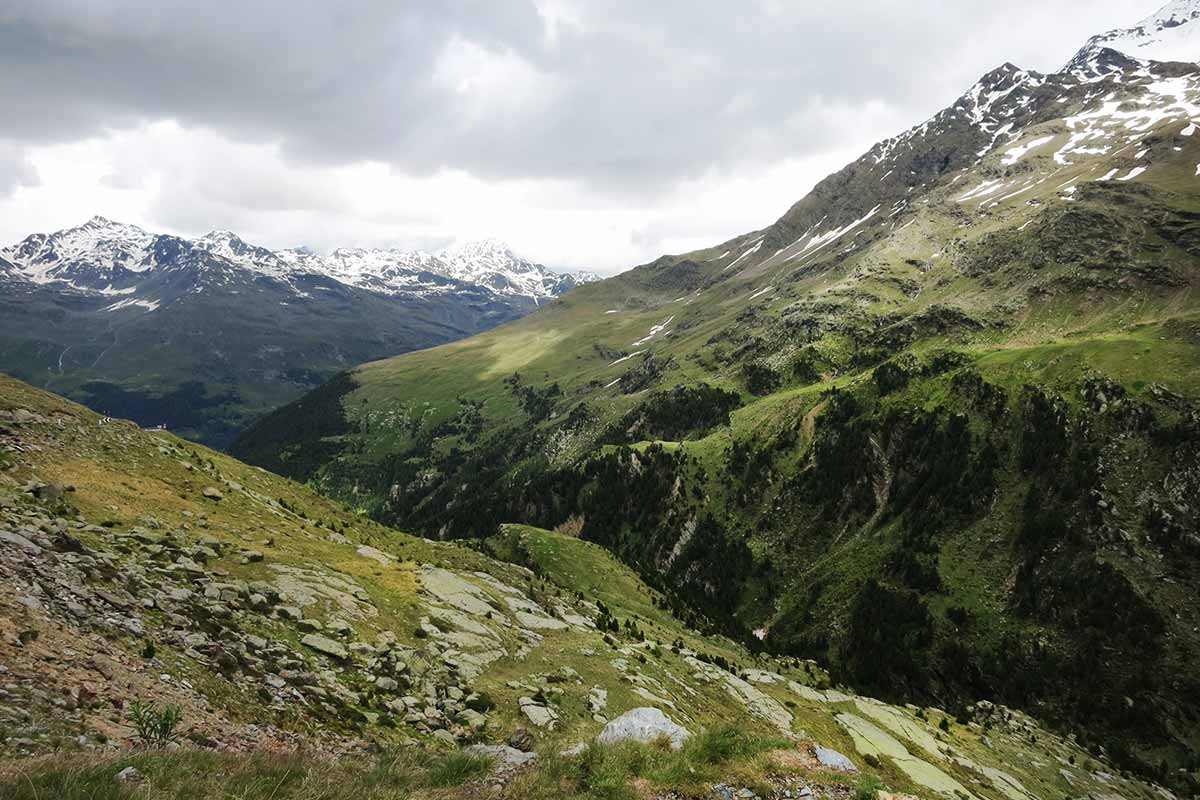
518, 696, 558, 728
201, 487, 223, 501
114, 766, 143, 783
0, 531, 42, 554
596, 707, 690, 750
463, 744, 536, 767
31, 481, 66, 504
813, 745, 857, 773
432, 729, 458, 746
300, 634, 348, 661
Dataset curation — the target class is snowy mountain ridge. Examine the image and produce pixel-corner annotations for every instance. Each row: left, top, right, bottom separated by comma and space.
0, 217, 595, 304
1073, 0, 1200, 66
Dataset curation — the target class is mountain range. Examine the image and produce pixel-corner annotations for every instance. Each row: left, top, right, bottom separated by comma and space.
231, 1, 1200, 788
0, 217, 595, 446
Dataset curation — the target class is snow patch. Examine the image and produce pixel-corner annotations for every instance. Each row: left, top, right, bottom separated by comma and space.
632, 316, 675, 347
1001, 135, 1055, 165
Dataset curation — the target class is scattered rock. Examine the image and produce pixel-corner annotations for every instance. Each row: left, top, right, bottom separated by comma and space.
432, 729, 458, 746
813, 744, 858, 773
518, 696, 558, 728
508, 728, 536, 752
114, 766, 143, 783
464, 743, 537, 767
31, 481, 66, 504
300, 634, 348, 661
596, 707, 690, 750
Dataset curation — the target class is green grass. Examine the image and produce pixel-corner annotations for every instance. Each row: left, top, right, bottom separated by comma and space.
0, 750, 406, 800
855, 773, 885, 800
425, 751, 492, 787
0, 735, 806, 800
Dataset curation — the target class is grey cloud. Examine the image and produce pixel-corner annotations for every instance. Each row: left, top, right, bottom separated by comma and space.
0, 0, 1160, 197
0, 140, 38, 195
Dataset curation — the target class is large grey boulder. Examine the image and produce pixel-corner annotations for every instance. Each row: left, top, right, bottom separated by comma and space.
596, 707, 690, 750
813, 744, 857, 773
301, 633, 349, 660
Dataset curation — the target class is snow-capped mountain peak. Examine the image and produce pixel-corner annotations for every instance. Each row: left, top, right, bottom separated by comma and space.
193, 229, 290, 276
436, 238, 585, 300
1074, 0, 1200, 66
4, 216, 156, 284
0, 220, 596, 304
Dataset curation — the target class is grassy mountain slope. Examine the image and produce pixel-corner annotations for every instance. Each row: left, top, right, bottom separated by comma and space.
231, 54, 1200, 787
1, 372, 1166, 800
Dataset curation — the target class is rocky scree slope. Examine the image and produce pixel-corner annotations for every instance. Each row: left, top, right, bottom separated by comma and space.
0, 374, 1169, 800
233, 2, 1200, 789
0, 218, 592, 448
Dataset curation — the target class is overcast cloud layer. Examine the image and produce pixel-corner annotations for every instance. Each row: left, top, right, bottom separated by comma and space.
0, 0, 1161, 273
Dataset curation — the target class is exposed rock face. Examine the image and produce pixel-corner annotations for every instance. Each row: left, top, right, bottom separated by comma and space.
596, 707, 690, 750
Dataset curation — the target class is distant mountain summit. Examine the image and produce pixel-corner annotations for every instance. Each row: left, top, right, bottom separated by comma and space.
1076, 0, 1200, 65
0, 218, 593, 446
438, 238, 599, 302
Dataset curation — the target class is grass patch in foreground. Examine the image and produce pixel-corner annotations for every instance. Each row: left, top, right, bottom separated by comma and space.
0, 748, 456, 800
0, 728, 793, 800
509, 725, 790, 800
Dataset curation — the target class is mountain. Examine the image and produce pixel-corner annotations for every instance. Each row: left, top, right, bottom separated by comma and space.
1080, 0, 1200, 64
0, 372, 1173, 800
439, 238, 601, 302
0, 218, 594, 447
233, 1, 1200, 788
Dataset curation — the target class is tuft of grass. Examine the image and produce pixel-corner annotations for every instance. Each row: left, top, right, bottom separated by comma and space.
686, 725, 765, 765
855, 773, 884, 800
425, 751, 492, 787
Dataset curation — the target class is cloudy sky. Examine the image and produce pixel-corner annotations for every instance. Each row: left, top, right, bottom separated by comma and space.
0, 0, 1161, 274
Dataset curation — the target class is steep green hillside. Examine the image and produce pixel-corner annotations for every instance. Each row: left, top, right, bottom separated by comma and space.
2, 373, 1167, 800
232, 53, 1200, 788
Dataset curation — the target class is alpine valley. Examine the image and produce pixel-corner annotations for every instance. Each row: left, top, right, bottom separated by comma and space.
229, 1, 1200, 790
5, 3, 1200, 800
0, 219, 595, 447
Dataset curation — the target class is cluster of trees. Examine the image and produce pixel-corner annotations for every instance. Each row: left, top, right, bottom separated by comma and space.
602, 384, 742, 444
504, 373, 562, 421
740, 362, 781, 396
